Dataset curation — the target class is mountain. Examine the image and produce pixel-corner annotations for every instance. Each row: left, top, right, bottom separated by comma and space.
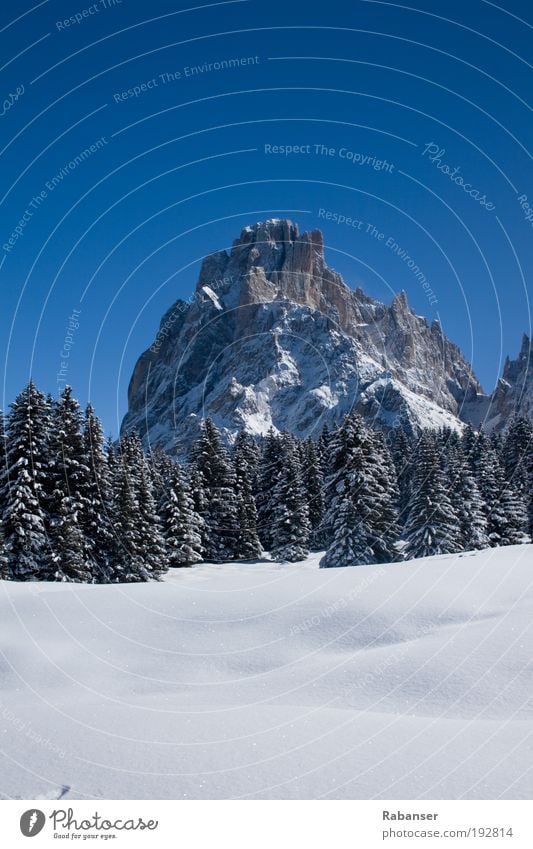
485, 334, 533, 429
121, 219, 492, 454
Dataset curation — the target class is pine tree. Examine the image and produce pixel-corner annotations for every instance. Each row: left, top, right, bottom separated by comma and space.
256, 428, 283, 550
321, 416, 398, 567
478, 443, 527, 547
162, 463, 204, 566
192, 419, 240, 561
0, 410, 9, 579
502, 416, 532, 507
302, 438, 325, 550
47, 386, 93, 581
2, 381, 51, 580
366, 429, 399, 562
403, 431, 462, 559
391, 426, 414, 528
320, 413, 368, 548
111, 434, 150, 582
188, 465, 211, 555
49, 496, 92, 582
233, 433, 262, 560
445, 439, 488, 550
502, 416, 533, 539
270, 434, 310, 562
82, 404, 116, 582
137, 457, 168, 578
233, 431, 260, 496
321, 492, 375, 568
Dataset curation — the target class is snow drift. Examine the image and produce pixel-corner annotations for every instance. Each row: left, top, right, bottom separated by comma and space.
0, 544, 532, 800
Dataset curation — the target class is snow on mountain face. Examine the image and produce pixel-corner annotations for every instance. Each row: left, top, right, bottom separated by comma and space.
486, 335, 533, 430
122, 219, 482, 453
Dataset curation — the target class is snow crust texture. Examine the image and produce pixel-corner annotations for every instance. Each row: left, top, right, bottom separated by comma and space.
1, 544, 531, 800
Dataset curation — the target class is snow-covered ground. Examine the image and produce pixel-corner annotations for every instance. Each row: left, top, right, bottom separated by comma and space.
0, 545, 532, 800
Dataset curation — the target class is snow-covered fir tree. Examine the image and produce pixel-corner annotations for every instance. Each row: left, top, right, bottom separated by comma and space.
366, 429, 399, 562
302, 438, 325, 550
192, 418, 241, 561
270, 433, 310, 562
109, 432, 158, 582
47, 386, 94, 580
137, 456, 168, 579
233, 432, 262, 560
391, 426, 414, 527
256, 428, 283, 551
403, 431, 462, 559
477, 440, 528, 547
50, 496, 92, 582
0, 377, 531, 583
321, 491, 375, 568
444, 435, 489, 550
82, 403, 116, 582
2, 382, 51, 580
161, 462, 204, 567
320, 412, 368, 549
502, 415, 532, 500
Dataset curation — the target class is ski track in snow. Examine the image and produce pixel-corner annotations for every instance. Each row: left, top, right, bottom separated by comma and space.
0, 544, 532, 800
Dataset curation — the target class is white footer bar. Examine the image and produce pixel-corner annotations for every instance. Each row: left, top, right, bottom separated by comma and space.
1, 799, 532, 847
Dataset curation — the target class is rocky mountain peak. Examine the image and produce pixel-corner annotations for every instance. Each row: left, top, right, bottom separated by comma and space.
122, 219, 487, 454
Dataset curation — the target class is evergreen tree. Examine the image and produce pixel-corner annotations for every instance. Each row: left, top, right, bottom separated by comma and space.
478, 443, 527, 546
256, 428, 283, 550
82, 404, 116, 582
391, 426, 413, 528
49, 496, 92, 582
2, 382, 51, 580
502, 415, 532, 500
192, 419, 240, 561
321, 493, 375, 568
320, 413, 368, 548
446, 439, 489, 550
0, 410, 9, 579
162, 463, 204, 566
137, 457, 168, 578
47, 386, 93, 580
366, 429, 399, 562
270, 433, 310, 562
233, 433, 262, 560
111, 434, 150, 582
302, 438, 326, 550
188, 465, 211, 554
403, 431, 462, 559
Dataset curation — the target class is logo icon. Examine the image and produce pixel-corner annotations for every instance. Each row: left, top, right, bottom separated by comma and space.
20, 809, 46, 837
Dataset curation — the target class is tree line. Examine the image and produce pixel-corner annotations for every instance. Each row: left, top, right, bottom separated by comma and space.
0, 381, 531, 582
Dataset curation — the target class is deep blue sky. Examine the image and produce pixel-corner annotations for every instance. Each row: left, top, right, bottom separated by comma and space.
1, 0, 531, 436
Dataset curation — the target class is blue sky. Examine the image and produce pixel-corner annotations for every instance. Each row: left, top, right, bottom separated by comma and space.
0, 0, 531, 436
